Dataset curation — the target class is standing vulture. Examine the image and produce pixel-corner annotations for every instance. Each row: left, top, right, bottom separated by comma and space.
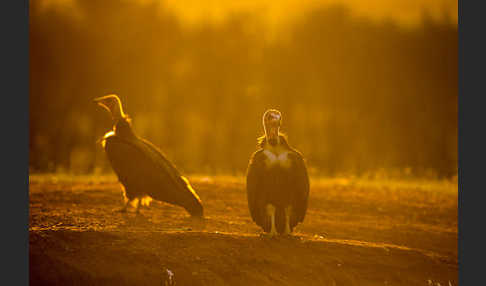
246, 109, 309, 236
94, 94, 203, 217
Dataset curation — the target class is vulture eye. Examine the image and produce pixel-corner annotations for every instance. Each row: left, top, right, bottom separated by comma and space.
266, 113, 276, 121
269, 114, 280, 122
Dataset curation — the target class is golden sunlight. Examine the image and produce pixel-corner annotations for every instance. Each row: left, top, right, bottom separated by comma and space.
41, 0, 457, 28
29, 0, 458, 284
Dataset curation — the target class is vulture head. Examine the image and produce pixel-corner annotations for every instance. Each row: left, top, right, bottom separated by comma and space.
263, 109, 282, 146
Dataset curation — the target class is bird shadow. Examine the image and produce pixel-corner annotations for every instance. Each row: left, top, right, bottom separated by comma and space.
181, 216, 207, 231
258, 233, 304, 243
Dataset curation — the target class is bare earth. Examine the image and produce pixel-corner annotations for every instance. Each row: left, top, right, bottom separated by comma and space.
29, 175, 457, 286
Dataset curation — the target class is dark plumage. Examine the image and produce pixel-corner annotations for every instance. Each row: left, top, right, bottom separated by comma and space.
94, 94, 203, 217
246, 109, 309, 236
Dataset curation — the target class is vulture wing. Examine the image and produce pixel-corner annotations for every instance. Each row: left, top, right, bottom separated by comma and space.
104, 135, 202, 216
138, 138, 202, 203
288, 150, 310, 227
246, 150, 267, 229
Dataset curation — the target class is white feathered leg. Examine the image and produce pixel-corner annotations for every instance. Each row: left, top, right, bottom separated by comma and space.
266, 204, 278, 237
284, 206, 293, 235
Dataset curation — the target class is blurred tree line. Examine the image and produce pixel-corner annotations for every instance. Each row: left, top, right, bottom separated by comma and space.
30, 0, 457, 178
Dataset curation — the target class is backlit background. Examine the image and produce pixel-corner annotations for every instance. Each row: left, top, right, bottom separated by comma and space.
29, 0, 457, 178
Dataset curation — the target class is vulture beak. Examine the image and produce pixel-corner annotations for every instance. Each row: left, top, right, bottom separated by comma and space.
263, 110, 282, 146
266, 122, 280, 145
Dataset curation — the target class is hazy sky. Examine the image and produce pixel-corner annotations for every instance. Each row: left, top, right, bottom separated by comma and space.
39, 0, 457, 28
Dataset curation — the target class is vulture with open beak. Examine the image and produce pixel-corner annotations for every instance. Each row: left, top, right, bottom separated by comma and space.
246, 109, 310, 236
94, 94, 203, 217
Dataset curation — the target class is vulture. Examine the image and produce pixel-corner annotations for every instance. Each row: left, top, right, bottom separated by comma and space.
246, 109, 310, 236
94, 94, 203, 217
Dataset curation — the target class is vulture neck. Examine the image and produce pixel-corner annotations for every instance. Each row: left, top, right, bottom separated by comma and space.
258, 134, 290, 150
110, 97, 126, 121
114, 116, 136, 139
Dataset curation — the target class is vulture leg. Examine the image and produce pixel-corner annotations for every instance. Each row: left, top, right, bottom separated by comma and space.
115, 202, 128, 213
266, 204, 278, 237
284, 206, 293, 235
131, 198, 141, 214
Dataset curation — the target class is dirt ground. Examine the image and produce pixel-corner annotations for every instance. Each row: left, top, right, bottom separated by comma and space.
29, 174, 457, 286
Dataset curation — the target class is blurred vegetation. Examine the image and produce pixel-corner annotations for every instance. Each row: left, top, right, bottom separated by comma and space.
29, 0, 457, 178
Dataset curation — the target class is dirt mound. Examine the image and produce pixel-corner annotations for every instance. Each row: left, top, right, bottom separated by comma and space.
30, 230, 455, 286
29, 175, 457, 285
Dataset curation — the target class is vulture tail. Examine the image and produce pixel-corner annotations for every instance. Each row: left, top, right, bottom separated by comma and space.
179, 176, 204, 217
